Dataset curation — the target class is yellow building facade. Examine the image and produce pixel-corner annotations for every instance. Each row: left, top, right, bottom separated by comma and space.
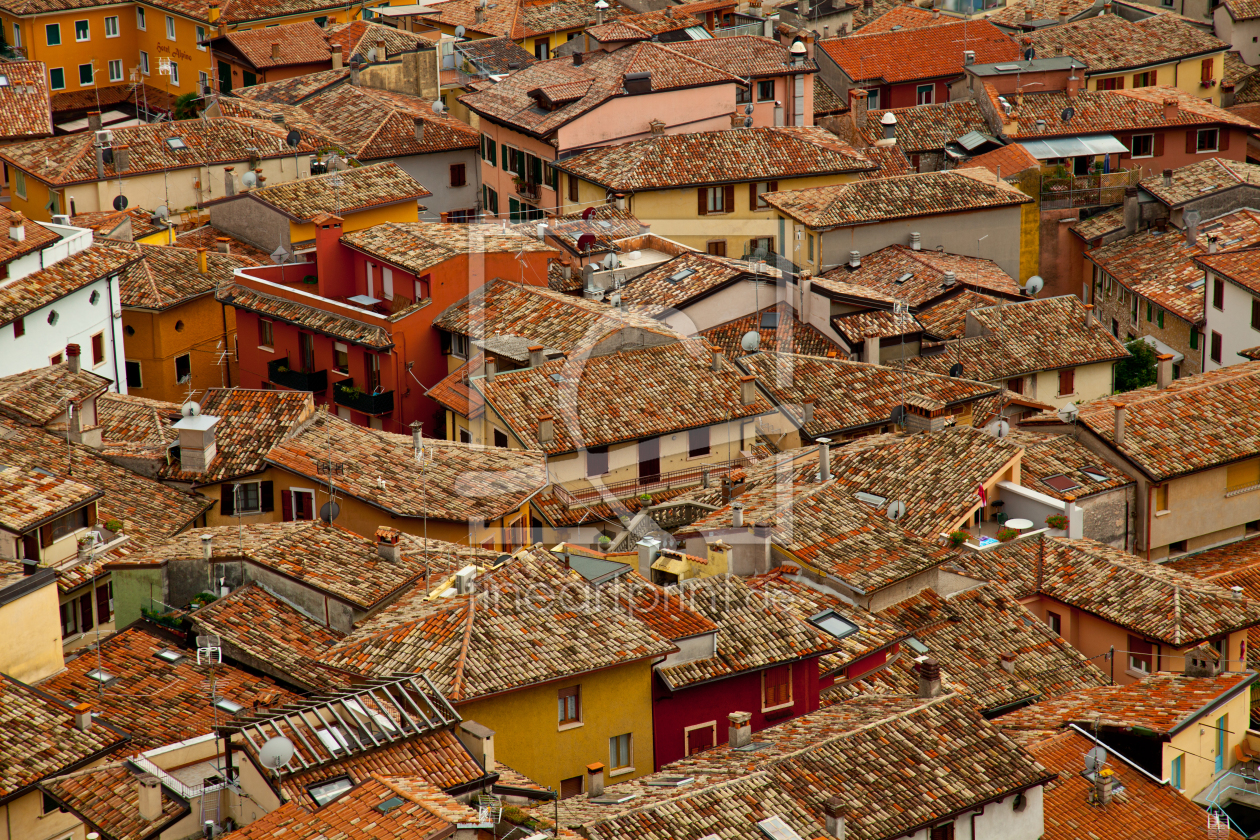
0, 570, 65, 684
1088, 53, 1226, 106
122, 291, 237, 403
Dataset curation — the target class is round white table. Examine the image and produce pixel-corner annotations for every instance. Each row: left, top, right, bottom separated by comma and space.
1005, 518, 1033, 532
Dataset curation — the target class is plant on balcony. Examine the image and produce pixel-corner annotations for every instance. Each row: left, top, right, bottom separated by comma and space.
1045, 514, 1068, 530
512, 175, 526, 189
302, 275, 317, 284
337, 382, 365, 398
597, 535, 612, 549
639, 492, 652, 504
948, 530, 969, 547
997, 527, 1018, 542
104, 519, 123, 533
276, 364, 290, 373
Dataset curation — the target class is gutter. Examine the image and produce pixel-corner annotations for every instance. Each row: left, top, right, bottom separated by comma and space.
1167, 670, 1260, 738
1068, 722, 1170, 785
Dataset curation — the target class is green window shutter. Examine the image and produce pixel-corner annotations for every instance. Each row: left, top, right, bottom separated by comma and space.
501, 144, 509, 171
488, 140, 496, 166
1190, 329, 1199, 350
1157, 309, 1164, 328
509, 197, 520, 223
531, 154, 543, 185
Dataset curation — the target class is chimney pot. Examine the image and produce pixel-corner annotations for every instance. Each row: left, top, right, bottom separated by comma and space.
1111, 401, 1126, 448
66, 343, 82, 373
413, 117, 425, 144
196, 247, 209, 274
375, 526, 402, 562
1163, 168, 1173, 187
728, 711, 752, 747
1083, 303, 1095, 327
1162, 97, 1178, 122
87, 110, 102, 132
1123, 187, 1139, 236
8, 212, 25, 242
410, 420, 423, 457
1156, 353, 1173, 389
848, 250, 861, 269
485, 357, 496, 382
710, 344, 723, 371
1058, 4, 1068, 22
538, 414, 555, 444
817, 436, 832, 481
824, 797, 847, 839
586, 762, 606, 799
1232, 585, 1244, 600
200, 533, 213, 561
528, 345, 545, 367
917, 657, 942, 698
863, 329, 880, 365
731, 502, 744, 528
224, 166, 236, 197
739, 374, 757, 406
137, 775, 162, 822
999, 652, 1017, 673
1094, 768, 1116, 806
909, 231, 921, 251
271, 41, 280, 59
73, 702, 92, 731
216, 236, 231, 254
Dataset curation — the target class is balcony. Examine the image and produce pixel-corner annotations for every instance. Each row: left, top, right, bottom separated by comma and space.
515, 180, 542, 203
551, 457, 746, 508
333, 378, 394, 416
268, 358, 328, 393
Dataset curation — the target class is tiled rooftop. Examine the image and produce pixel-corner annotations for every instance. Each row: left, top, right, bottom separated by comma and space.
38, 623, 297, 751
454, 35, 537, 75
234, 68, 350, 104
104, 241, 259, 310
764, 167, 1032, 228
618, 251, 783, 314
701, 302, 845, 358
266, 410, 547, 521
0, 205, 58, 265
1025, 13, 1226, 75
670, 35, 816, 79
737, 350, 998, 437
1196, 246, 1260, 295
906, 295, 1130, 380
1005, 429, 1134, 501
215, 20, 331, 68
220, 162, 430, 222
864, 99, 992, 155
0, 60, 53, 141
326, 20, 439, 63
555, 126, 871, 191
1074, 359, 1260, 480
1167, 537, 1260, 668
1002, 85, 1252, 140
95, 393, 177, 452
0, 672, 128, 799
0, 362, 111, 427
174, 225, 272, 262
0, 466, 101, 534
320, 547, 675, 699
857, 3, 951, 32
915, 289, 998, 339
39, 762, 189, 840
341, 222, 553, 277
1071, 205, 1126, 242
818, 243, 1022, 307
216, 283, 394, 350
1137, 158, 1260, 208
293, 85, 481, 160
966, 142, 1042, 179
0, 245, 140, 327
70, 207, 166, 242
958, 536, 1260, 647
858, 143, 916, 179
821, 19, 1019, 85
588, 8, 701, 40
474, 337, 773, 454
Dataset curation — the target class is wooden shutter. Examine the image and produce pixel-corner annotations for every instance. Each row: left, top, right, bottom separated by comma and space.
698, 188, 708, 216
40, 524, 53, 548
281, 490, 293, 522
568, 173, 578, 202
96, 583, 111, 624
750, 182, 758, 211
260, 481, 274, 513
79, 592, 94, 632
221, 483, 235, 516
1154, 133, 1165, 156
723, 184, 735, 212
1202, 57, 1213, 82
1220, 128, 1231, 151
1186, 130, 1197, 154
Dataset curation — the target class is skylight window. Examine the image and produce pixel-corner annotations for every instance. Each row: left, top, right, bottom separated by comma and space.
1081, 466, 1110, 482
154, 649, 185, 664
591, 792, 638, 805
854, 491, 887, 507
667, 268, 696, 284
86, 668, 117, 685
1042, 474, 1080, 493
315, 725, 351, 752
809, 609, 859, 640
308, 776, 354, 807
905, 636, 929, 655
994, 64, 1022, 72
376, 796, 406, 814
895, 272, 913, 284
0, 75, 10, 86
758, 816, 806, 840
165, 137, 187, 150
214, 697, 245, 714
343, 698, 396, 733
643, 775, 694, 787
1185, 278, 1206, 290
733, 741, 771, 752
760, 311, 780, 328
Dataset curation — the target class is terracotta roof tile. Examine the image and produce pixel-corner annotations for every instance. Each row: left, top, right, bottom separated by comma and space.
669, 35, 817, 79
0, 60, 53, 141
217, 20, 332, 68
857, 3, 952, 32
1139, 158, 1260, 208
453, 35, 537, 75
1025, 13, 1226, 75
102, 241, 259, 310
216, 282, 395, 349
851, 0, 909, 29
701, 302, 845, 358
1071, 205, 1126, 242
967, 142, 1042, 178
1196, 245, 1260, 295
814, 75, 845, 116
0, 206, 63, 266
341, 222, 553, 276
820, 243, 1022, 307
326, 21, 438, 63
50, 83, 175, 116
821, 19, 1019, 85
234, 68, 350, 104
0, 362, 111, 426
1002, 85, 1251, 139
0, 245, 140, 327
864, 100, 992, 154
1166, 536, 1260, 669
174, 225, 272, 262
915, 289, 998, 338
221, 162, 430, 222
587, 8, 701, 40
288, 85, 481, 159
984, 0, 1095, 27
0, 466, 101, 533
70, 208, 166, 242
1006, 429, 1134, 501
39, 762, 188, 840
613, 572, 717, 640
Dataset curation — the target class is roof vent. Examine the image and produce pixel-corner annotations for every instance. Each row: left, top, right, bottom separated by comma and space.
623, 71, 651, 95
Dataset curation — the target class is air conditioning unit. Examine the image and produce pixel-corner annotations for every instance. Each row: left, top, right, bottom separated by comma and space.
94, 129, 113, 147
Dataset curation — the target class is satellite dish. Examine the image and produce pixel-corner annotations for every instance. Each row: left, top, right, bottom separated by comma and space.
154, 205, 170, 221
744, 103, 755, 115
740, 330, 761, 353
271, 245, 290, 265
887, 500, 906, 521
581, 207, 595, 221
996, 419, 1010, 438
285, 129, 301, 147
180, 400, 201, 417
1060, 106, 1075, 123
455, 24, 466, 36
113, 194, 129, 211
576, 233, 596, 252
1024, 46, 1035, 60
743, 117, 753, 128
319, 501, 341, 523
1084, 746, 1108, 774
949, 362, 965, 377
242, 171, 259, 188
602, 252, 620, 269
258, 736, 296, 772
1057, 403, 1079, 423
1024, 275, 1044, 296
432, 99, 447, 116
628, 250, 641, 261
889, 405, 906, 425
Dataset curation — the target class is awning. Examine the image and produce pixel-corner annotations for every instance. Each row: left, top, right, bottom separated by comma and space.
956, 130, 1000, 151
1139, 334, 1184, 364
683, 25, 713, 39
1017, 134, 1130, 160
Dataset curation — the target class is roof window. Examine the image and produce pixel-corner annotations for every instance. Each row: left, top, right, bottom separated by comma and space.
760, 311, 780, 328
154, 649, 185, 664
214, 697, 245, 714
667, 268, 696, 284
376, 796, 406, 814
308, 776, 354, 807
808, 608, 859, 640
757, 816, 806, 840
86, 668, 117, 686
643, 775, 694, 787
165, 137, 187, 150
1081, 466, 1110, 482
1041, 474, 1080, 493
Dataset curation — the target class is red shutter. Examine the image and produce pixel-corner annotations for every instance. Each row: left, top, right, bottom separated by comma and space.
1202, 58, 1213, 82
1187, 130, 1197, 154
1154, 133, 1165, 157
750, 182, 758, 211
723, 184, 735, 212
1117, 133, 1130, 162
1117, 76, 1124, 90
698, 188, 708, 216
281, 490, 294, 522
96, 584, 111, 624
1220, 128, 1231, 151
769, 180, 777, 193
78, 592, 94, 632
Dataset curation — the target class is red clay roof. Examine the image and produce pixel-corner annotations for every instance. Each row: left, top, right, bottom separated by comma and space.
820, 19, 1019, 85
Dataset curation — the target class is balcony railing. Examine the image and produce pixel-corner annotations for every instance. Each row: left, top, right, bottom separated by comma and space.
268, 357, 328, 393
1039, 167, 1141, 210
551, 457, 747, 508
515, 180, 542, 202
333, 378, 395, 415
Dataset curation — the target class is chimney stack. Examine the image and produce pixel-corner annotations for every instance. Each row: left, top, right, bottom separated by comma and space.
224, 166, 236, 197
376, 527, 402, 562
114, 144, 130, 172
847, 87, 868, 130
1122, 186, 1138, 236
1111, 402, 1126, 447
484, 357, 496, 382
1163, 168, 1173, 187
271, 42, 280, 60
802, 397, 814, 426
73, 703, 93, 731
586, 763, 605, 799
196, 247, 209, 275
817, 436, 832, 481
710, 344, 722, 372
963, 49, 975, 66
137, 775, 162, 821
917, 657, 942, 698
528, 344, 545, 367
413, 117, 425, 144
410, 420, 423, 458
376, 38, 387, 59
1024, 7, 1032, 19
8, 212, 24, 242
1084, 303, 1095, 327
731, 502, 744, 528
173, 413, 219, 472
909, 231, 921, 251
728, 711, 752, 748
848, 250, 861, 269
216, 236, 231, 254
739, 374, 757, 406
1163, 97, 1178, 122
66, 343, 82, 373
538, 414, 554, 444
1058, 4, 1068, 23
88, 111, 102, 132
999, 652, 1017, 674
823, 797, 847, 840
1156, 353, 1174, 389
1233, 585, 1245, 601
880, 111, 897, 141
863, 329, 880, 365
200, 533, 213, 561
1093, 769, 1116, 806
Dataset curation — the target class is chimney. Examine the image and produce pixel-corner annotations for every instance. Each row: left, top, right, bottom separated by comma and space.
224, 166, 236, 197
739, 374, 757, 405
208, 0, 221, 22
376, 38, 386, 59
456, 721, 496, 772
728, 711, 752, 748
1156, 353, 1173, 389
1093, 768, 1116, 806
1024, 7, 1033, 19
909, 231, 921, 251
137, 776, 162, 821
66, 343, 82, 373
200, 533, 213, 561
95, 146, 106, 179
999, 652, 1016, 674
271, 42, 280, 60
573, 52, 583, 66
8, 212, 25, 242
1163, 168, 1173, 187
802, 397, 814, 425
817, 436, 832, 481
485, 357, 496, 382
963, 49, 975, 66
174, 413, 220, 473
1122, 186, 1138, 236
1111, 402, 1126, 447
1163, 97, 1178, 122
1233, 585, 1245, 600
942, 270, 956, 287
636, 537, 660, 576
86, 111, 103, 133
538, 414, 555, 444
77, 536, 92, 563
1184, 642, 1224, 677
731, 502, 744, 528
1084, 303, 1095, 327
528, 345, 545, 367
410, 421, 424, 459
216, 236, 230, 254
1058, 4, 1068, 23
376, 526, 402, 562
1066, 72, 1081, 99
847, 88, 868, 132
848, 250, 861, 269
917, 657, 942, 698
649, 119, 666, 135
880, 111, 897, 141
73, 703, 92, 731
1208, 235, 1219, 254
196, 247, 209, 274
710, 344, 722, 372
332, 45, 343, 70
413, 117, 425, 144
586, 763, 605, 799
863, 329, 879, 365
1186, 213, 1199, 247
824, 798, 847, 840
114, 144, 130, 172
863, 0, 873, 9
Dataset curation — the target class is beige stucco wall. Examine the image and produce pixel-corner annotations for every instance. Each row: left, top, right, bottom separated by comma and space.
1149, 467, 1260, 559
1163, 681, 1250, 795
1087, 54, 1224, 106
0, 580, 65, 684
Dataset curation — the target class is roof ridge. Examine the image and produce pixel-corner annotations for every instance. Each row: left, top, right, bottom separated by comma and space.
448, 590, 478, 699
1115, 361, 1260, 407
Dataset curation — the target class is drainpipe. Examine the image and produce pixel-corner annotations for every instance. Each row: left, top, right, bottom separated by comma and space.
1145, 479, 1152, 562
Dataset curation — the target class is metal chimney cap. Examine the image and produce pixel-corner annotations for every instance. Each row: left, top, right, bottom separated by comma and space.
880, 112, 897, 125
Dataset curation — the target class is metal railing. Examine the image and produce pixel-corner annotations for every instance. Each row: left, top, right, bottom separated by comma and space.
1039, 167, 1141, 210
516, 180, 542, 202
715, 20, 766, 37
333, 378, 394, 415
268, 357, 328, 393
550, 457, 746, 508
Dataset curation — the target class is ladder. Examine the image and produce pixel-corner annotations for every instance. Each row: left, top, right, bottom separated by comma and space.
199, 781, 221, 836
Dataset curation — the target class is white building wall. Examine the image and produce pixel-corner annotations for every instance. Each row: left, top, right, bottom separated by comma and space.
1203, 270, 1260, 370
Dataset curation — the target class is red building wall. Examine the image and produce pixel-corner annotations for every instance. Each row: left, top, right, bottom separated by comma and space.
879, 78, 951, 109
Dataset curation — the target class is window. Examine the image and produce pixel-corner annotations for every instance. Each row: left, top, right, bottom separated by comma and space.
1202, 56, 1214, 83
1157, 308, 1164, 329
1155, 484, 1169, 513
587, 445, 609, 476
1253, 298, 1260, 331
1008, 375, 1024, 395
140, 51, 150, 75
736, 84, 751, 104
493, 428, 508, 448
482, 135, 496, 166
929, 825, 955, 840
1058, 367, 1075, 396
1130, 134, 1153, 158
333, 342, 349, 374
108, 59, 123, 82
866, 89, 879, 109
105, 15, 119, 36
1226, 458, 1260, 493
502, 144, 518, 174
175, 353, 191, 383
1197, 128, 1219, 152
749, 236, 774, 255
1213, 277, 1225, 310
807, 232, 815, 262
12, 170, 24, 200
258, 317, 274, 347
166, 14, 175, 38
1190, 328, 1199, 350
534, 37, 549, 60
199, 70, 209, 92
1099, 76, 1124, 90
609, 733, 631, 770
1171, 755, 1184, 790
558, 685, 580, 725
196, 24, 207, 49
236, 481, 262, 513
809, 609, 858, 639
74, 19, 89, 40
47, 506, 88, 541
757, 79, 775, 101
169, 60, 179, 85
484, 185, 498, 216
41, 791, 61, 816
449, 332, 469, 358
450, 162, 466, 187
12, 317, 23, 338
49, 67, 65, 90
567, 173, 578, 203
762, 664, 792, 711
137, 6, 146, 29
706, 240, 726, 257
78, 63, 92, 85
1211, 330, 1223, 364
1128, 634, 1153, 674
308, 776, 353, 807
1047, 611, 1062, 634
916, 83, 934, 105
699, 185, 732, 215
688, 426, 710, 457
560, 776, 583, 799
12, 23, 20, 48
751, 180, 778, 210
125, 360, 142, 388
45, 23, 60, 45
459, 427, 471, 443
90, 332, 104, 366
1132, 71, 1154, 87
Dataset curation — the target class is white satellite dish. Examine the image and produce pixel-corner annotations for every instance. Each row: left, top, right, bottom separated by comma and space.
1024, 275, 1044, 296
455, 24, 466, 36
1084, 746, 1108, 774
887, 500, 906, 521
258, 736, 296, 773
180, 400, 201, 417
740, 330, 761, 353
602, 252, 620, 270
1057, 403, 1079, 423
271, 245, 290, 265
996, 419, 1010, 438
432, 99, 447, 116
154, 205, 170, 221
241, 171, 258, 189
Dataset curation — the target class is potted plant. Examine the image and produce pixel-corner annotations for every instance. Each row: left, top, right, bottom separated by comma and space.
948, 530, 969, 547
1045, 514, 1068, 531
997, 527, 1018, 542
638, 492, 652, 504
338, 383, 365, 398
104, 519, 123, 534
597, 535, 612, 550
